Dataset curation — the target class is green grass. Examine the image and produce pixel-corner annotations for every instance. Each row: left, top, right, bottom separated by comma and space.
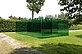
15, 30, 68, 38
3, 30, 82, 54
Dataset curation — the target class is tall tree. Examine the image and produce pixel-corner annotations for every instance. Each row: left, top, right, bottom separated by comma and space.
26, 0, 45, 19
58, 0, 82, 24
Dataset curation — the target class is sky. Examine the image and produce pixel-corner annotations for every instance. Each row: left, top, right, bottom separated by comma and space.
0, 0, 62, 19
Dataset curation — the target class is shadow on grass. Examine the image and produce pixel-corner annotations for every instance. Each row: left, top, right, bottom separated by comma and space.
10, 47, 43, 54
16, 32, 69, 39
32, 43, 82, 54
75, 35, 82, 38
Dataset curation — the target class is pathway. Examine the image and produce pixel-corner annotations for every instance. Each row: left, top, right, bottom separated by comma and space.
0, 33, 43, 54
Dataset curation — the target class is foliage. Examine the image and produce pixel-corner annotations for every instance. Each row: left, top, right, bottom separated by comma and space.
0, 17, 69, 32
9, 15, 27, 20
0, 19, 28, 32
26, 17, 69, 34
0, 20, 16, 32
16, 21, 28, 32
9, 15, 18, 20
69, 25, 82, 30
58, 0, 82, 24
26, 0, 45, 19
45, 15, 54, 18
58, 12, 68, 19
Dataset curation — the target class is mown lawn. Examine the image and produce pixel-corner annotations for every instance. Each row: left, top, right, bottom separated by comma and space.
3, 30, 82, 54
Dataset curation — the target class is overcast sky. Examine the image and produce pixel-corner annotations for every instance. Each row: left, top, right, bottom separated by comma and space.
0, 0, 62, 19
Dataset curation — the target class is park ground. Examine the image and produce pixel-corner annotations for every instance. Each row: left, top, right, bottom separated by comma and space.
0, 30, 82, 54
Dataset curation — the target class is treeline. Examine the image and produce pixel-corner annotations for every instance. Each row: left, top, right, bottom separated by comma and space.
8, 15, 27, 20
8, 12, 68, 20
0, 16, 69, 32
0, 12, 80, 32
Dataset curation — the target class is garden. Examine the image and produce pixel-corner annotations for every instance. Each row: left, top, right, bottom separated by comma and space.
0, 17, 82, 54
3, 28, 82, 54
0, 0, 82, 54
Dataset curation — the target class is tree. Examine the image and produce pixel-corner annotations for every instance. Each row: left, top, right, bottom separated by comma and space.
45, 15, 53, 19
26, 0, 45, 19
9, 16, 17, 20
54, 14, 58, 19
58, 0, 82, 24
13, 16, 17, 20
9, 15, 13, 19
58, 12, 68, 20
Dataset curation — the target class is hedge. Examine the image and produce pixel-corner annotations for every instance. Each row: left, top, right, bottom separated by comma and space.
0, 19, 16, 32
26, 18, 69, 34
16, 21, 28, 32
0, 18, 69, 33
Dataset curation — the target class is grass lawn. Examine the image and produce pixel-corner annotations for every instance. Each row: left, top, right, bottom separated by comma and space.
3, 30, 82, 54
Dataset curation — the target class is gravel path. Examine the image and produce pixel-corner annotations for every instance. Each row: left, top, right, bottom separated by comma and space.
0, 33, 44, 54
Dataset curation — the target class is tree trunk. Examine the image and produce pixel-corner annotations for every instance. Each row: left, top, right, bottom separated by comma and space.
32, 11, 34, 20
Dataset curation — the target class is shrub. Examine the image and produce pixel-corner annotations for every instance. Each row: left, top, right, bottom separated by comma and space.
0, 17, 69, 33
16, 20, 28, 32
0, 19, 16, 32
